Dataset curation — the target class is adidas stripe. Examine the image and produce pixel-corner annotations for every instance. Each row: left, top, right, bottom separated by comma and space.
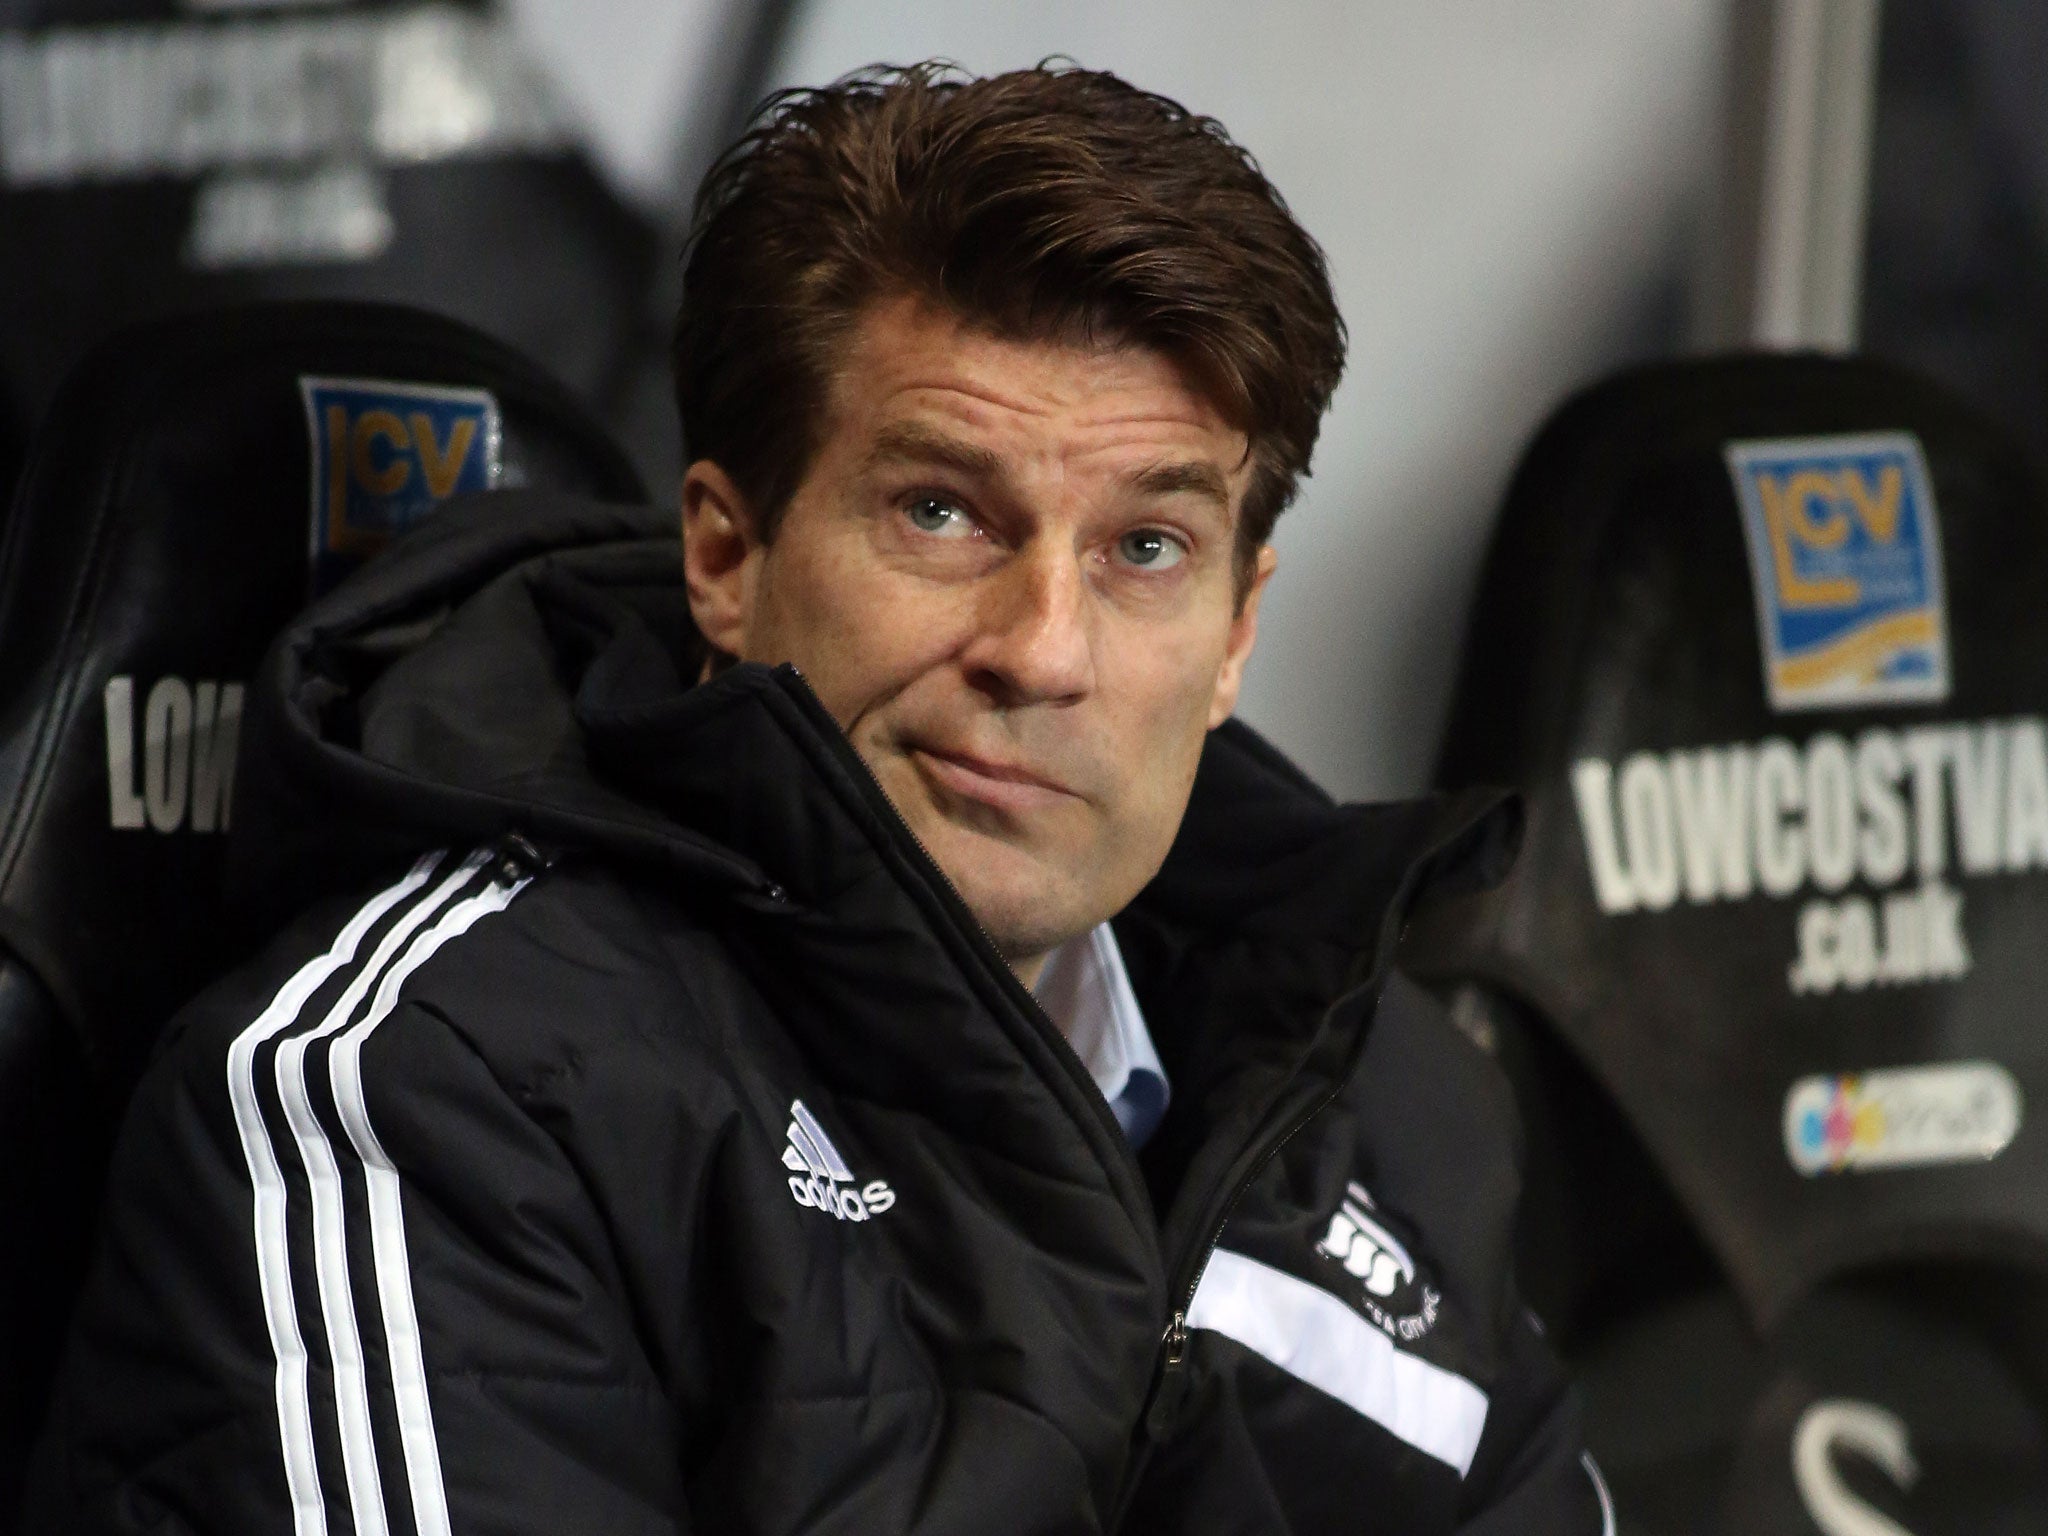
225, 849, 529, 1536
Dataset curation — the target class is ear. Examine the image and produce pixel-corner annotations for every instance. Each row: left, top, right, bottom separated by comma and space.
1207, 545, 1277, 728
682, 459, 763, 663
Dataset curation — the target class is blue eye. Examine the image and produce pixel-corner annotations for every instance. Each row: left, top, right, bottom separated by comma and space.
1117, 528, 1185, 569
906, 497, 973, 537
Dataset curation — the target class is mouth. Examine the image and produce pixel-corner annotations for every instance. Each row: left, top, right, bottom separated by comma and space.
907, 743, 1079, 814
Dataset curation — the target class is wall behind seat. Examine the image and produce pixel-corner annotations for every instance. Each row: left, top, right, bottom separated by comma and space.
516, 0, 1726, 802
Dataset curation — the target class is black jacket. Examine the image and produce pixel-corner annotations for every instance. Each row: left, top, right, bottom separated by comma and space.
27, 492, 1606, 1534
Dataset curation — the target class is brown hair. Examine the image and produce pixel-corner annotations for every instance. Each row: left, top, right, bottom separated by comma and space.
673, 61, 1346, 588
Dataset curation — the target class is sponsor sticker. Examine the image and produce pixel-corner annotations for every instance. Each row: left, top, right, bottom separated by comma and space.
301, 375, 500, 593
1726, 432, 1949, 713
1783, 1061, 2020, 1175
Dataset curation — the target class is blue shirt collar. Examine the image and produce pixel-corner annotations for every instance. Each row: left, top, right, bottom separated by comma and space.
1033, 922, 1170, 1149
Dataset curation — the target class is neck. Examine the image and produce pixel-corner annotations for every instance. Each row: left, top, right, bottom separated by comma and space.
1010, 950, 1051, 993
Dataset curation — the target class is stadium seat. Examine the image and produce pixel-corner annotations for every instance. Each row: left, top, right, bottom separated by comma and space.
0, 300, 646, 1521
0, 0, 678, 504
1409, 353, 2048, 1530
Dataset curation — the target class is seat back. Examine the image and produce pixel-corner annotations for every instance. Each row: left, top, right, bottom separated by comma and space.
0, 0, 676, 502
1418, 352, 2048, 1323
0, 299, 644, 1518
1410, 350, 2048, 1530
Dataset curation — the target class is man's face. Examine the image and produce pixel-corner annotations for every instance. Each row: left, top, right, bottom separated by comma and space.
683, 295, 1274, 982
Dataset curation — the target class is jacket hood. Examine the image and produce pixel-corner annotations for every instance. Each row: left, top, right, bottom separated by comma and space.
233, 489, 1518, 977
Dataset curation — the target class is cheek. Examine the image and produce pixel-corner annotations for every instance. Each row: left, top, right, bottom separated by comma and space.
1133, 613, 1237, 739
753, 534, 975, 723
1103, 623, 1234, 829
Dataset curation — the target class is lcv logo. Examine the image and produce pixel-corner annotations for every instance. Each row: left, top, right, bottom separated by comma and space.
103, 675, 243, 833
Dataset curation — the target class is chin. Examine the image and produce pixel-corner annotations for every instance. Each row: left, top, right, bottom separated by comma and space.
918, 822, 1099, 962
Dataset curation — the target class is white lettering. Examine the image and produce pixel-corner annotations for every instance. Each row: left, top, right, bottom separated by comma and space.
1838, 898, 1879, 988
1805, 734, 1857, 893
1854, 729, 1909, 886
790, 1172, 895, 1222
1790, 902, 1838, 995
1790, 881, 1970, 995
0, 9, 568, 189
103, 675, 146, 829
1573, 718, 2044, 984
1618, 755, 1679, 911
1920, 879, 1970, 980
142, 676, 193, 832
1878, 887, 1926, 984
105, 676, 242, 834
1571, 758, 1638, 914
1669, 746, 1754, 902
1949, 723, 2005, 876
186, 164, 394, 269
188, 681, 243, 833
1904, 728, 1949, 879
2004, 720, 2048, 872
1754, 739, 1806, 897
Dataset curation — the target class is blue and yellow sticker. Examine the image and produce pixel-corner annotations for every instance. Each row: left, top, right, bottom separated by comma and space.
300, 376, 502, 594
1726, 432, 1950, 713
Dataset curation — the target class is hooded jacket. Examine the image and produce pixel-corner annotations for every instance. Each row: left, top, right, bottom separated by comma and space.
27, 491, 1606, 1535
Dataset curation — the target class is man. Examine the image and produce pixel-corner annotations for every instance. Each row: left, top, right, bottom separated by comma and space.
28, 64, 1606, 1533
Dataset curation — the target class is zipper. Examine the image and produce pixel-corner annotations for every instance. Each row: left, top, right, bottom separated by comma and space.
1161, 1312, 1188, 1367
1112, 1066, 1351, 1532
770, 668, 1374, 1413
770, 668, 1318, 1379
770, 668, 1148, 1201
1159, 1065, 1352, 1373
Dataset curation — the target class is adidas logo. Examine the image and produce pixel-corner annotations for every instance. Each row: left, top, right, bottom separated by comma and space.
1315, 1182, 1415, 1299
782, 1099, 896, 1222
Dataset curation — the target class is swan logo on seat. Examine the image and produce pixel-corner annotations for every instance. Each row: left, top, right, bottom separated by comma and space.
1783, 1061, 2021, 1175
1793, 1400, 1921, 1536
1315, 1182, 1440, 1341
782, 1099, 895, 1223
1727, 432, 1949, 713
301, 376, 501, 595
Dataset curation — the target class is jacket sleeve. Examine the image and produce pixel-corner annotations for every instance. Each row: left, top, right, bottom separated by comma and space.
25, 897, 691, 1536
1454, 1299, 1613, 1535
1369, 973, 1613, 1536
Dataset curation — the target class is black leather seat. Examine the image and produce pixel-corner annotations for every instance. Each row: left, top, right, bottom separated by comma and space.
1411, 353, 2048, 1531
0, 300, 645, 1521
0, 0, 678, 504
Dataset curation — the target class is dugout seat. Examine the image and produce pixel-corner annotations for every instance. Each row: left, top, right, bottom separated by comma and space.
1408, 353, 2048, 1531
0, 0, 678, 503
0, 301, 646, 1522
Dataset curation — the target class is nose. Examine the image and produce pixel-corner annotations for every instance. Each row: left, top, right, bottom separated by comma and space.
961, 541, 1096, 708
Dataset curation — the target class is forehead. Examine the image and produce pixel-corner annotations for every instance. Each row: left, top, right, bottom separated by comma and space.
822, 295, 1252, 473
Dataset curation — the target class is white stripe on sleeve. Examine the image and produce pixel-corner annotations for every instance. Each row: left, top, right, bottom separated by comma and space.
327, 874, 529, 1536
225, 853, 442, 1536
1186, 1247, 1491, 1476
271, 850, 490, 1536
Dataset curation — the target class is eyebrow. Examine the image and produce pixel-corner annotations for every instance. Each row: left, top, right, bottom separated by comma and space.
867, 422, 1231, 510
1129, 458, 1230, 509
865, 423, 1004, 480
